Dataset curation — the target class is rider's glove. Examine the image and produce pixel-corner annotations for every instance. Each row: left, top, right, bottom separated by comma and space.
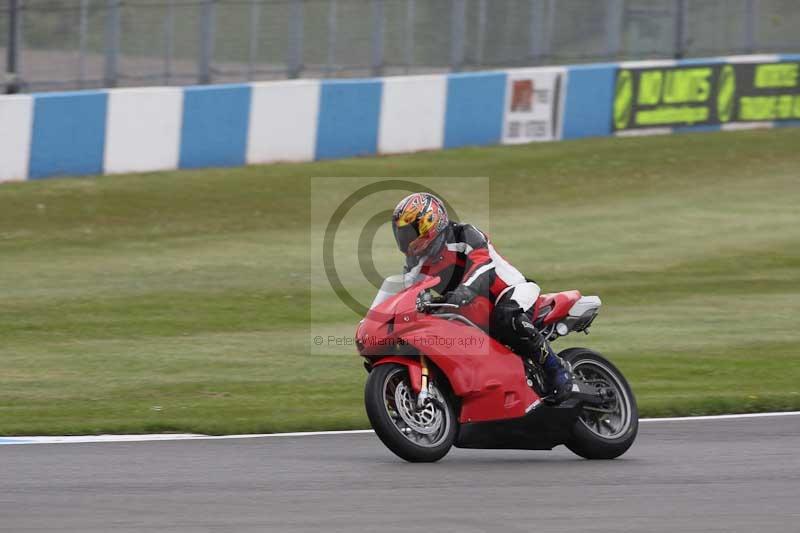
512, 311, 538, 339
416, 289, 445, 312
443, 284, 478, 307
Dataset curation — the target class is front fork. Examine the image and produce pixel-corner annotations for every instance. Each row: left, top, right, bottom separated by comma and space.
416, 354, 430, 408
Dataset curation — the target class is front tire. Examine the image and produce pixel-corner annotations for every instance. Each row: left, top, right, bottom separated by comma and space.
560, 348, 638, 460
364, 363, 457, 462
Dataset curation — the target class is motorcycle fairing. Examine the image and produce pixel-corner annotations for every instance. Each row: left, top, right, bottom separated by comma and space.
359, 276, 540, 424
371, 356, 423, 394
392, 316, 539, 424
456, 400, 582, 450
534, 290, 582, 324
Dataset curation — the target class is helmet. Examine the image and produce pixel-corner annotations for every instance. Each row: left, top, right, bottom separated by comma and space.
391, 192, 449, 257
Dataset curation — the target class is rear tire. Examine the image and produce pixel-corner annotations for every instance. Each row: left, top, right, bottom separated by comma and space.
364, 363, 457, 462
560, 348, 638, 460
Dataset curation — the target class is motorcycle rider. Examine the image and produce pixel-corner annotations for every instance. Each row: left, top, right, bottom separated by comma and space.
391, 192, 573, 402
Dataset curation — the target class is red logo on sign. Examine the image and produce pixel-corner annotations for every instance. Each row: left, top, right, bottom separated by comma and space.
511, 80, 534, 112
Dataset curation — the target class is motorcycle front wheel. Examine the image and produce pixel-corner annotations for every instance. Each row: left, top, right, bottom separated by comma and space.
560, 347, 639, 460
364, 363, 457, 462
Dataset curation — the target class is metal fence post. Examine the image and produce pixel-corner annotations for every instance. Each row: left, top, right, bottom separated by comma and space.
287, 0, 304, 79
198, 0, 216, 84
326, 0, 337, 76
104, 0, 121, 88
78, 0, 89, 88
163, 0, 175, 85
404, 0, 415, 73
500, 1, 516, 67
744, 0, 758, 54
529, 0, 555, 64
6, 0, 21, 93
673, 0, 687, 59
545, 0, 556, 62
371, 0, 385, 77
529, 0, 543, 63
248, 0, 262, 80
476, 0, 487, 66
450, 0, 466, 72
605, 0, 623, 59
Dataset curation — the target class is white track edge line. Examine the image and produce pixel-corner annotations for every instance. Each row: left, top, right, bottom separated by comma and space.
1, 412, 798, 445
639, 411, 800, 422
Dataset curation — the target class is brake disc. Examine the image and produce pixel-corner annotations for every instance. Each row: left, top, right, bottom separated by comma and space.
394, 381, 442, 435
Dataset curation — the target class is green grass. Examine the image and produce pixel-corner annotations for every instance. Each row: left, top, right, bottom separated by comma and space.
1, 128, 799, 435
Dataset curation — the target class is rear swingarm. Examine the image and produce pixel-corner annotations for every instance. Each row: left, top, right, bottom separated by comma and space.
570, 379, 614, 406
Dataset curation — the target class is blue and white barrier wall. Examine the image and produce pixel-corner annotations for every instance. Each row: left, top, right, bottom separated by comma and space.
1, 54, 798, 182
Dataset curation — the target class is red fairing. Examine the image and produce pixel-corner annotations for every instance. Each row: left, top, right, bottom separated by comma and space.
372, 356, 423, 394
400, 320, 538, 423
357, 277, 540, 424
456, 295, 492, 330
356, 287, 410, 357
536, 290, 582, 324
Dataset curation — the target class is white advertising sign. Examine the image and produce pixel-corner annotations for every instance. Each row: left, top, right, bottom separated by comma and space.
502, 68, 566, 143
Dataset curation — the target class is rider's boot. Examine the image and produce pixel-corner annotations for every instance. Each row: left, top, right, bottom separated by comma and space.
512, 311, 573, 403
541, 349, 573, 403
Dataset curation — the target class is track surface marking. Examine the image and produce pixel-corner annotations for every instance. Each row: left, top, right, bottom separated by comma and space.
2, 411, 798, 445
1, 415, 799, 532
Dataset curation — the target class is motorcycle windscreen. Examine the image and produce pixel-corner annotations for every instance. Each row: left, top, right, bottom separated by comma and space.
369, 273, 432, 310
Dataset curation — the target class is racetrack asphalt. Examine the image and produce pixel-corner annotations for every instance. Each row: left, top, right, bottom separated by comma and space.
2, 414, 798, 532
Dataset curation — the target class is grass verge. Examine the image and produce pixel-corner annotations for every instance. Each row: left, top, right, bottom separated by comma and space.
1, 128, 799, 434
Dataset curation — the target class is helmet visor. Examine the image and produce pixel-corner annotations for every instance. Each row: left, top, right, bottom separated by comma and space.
393, 223, 419, 255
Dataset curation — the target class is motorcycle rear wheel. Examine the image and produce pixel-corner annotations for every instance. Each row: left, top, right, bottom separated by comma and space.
364, 363, 457, 462
560, 348, 638, 460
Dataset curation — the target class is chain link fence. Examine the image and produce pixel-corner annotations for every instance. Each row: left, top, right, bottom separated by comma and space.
2, 0, 799, 93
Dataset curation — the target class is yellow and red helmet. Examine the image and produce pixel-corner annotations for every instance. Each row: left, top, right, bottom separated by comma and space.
392, 192, 449, 257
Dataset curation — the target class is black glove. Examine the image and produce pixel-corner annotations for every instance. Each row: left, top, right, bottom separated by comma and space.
512, 311, 538, 339
415, 289, 445, 312
443, 284, 478, 307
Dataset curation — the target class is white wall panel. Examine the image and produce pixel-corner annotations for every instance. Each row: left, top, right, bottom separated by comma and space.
104, 87, 182, 174
379, 75, 446, 154
725, 54, 780, 63
247, 80, 320, 163
0, 95, 33, 182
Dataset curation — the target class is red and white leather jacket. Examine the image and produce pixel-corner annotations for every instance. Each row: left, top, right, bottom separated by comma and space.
406, 222, 540, 313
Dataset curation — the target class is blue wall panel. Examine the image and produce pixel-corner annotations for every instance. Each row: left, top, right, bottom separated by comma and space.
315, 80, 382, 160
179, 84, 251, 169
29, 91, 108, 179
443, 72, 506, 149
562, 64, 617, 140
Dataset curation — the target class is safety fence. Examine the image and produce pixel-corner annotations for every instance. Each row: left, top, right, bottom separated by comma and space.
0, 53, 798, 182
3, 0, 800, 93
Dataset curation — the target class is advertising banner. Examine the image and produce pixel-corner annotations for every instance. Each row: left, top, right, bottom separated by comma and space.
613, 60, 800, 131
503, 68, 565, 143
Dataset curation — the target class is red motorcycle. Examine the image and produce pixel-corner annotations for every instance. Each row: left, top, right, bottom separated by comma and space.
356, 273, 638, 462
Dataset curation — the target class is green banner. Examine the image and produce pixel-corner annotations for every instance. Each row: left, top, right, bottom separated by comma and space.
613, 61, 800, 131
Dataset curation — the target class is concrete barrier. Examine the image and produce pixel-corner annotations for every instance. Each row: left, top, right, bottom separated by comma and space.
1, 54, 797, 182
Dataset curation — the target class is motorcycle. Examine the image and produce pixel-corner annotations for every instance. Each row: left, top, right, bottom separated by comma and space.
356, 272, 638, 462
